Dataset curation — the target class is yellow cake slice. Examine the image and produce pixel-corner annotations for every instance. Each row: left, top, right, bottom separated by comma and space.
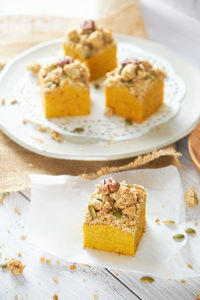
62, 20, 117, 80
104, 58, 166, 123
83, 177, 147, 256
38, 56, 90, 118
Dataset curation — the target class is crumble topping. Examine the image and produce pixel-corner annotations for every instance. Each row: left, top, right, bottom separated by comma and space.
63, 19, 115, 58
104, 58, 166, 100
184, 186, 199, 207
84, 177, 147, 234
39, 56, 90, 92
27, 62, 41, 75
7, 258, 26, 275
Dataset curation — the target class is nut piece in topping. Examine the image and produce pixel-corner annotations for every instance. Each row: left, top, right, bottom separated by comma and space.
27, 62, 41, 75
81, 19, 96, 33
7, 258, 26, 275
97, 177, 120, 195
184, 186, 199, 207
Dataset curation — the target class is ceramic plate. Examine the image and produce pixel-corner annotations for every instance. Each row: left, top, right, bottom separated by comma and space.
0, 35, 200, 161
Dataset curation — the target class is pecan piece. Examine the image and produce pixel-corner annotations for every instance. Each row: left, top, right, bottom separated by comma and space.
121, 57, 141, 67
57, 56, 74, 67
98, 177, 120, 195
81, 19, 96, 33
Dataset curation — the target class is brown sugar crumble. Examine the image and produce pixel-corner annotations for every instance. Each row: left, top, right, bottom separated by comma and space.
40, 256, 45, 263
52, 294, 58, 300
52, 277, 58, 283
184, 186, 198, 207
84, 178, 147, 234
104, 58, 166, 100
69, 264, 77, 270
50, 130, 62, 143
27, 62, 41, 75
181, 280, 186, 284
7, 258, 26, 275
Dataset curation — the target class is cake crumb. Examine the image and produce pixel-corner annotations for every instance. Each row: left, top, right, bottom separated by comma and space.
181, 280, 186, 284
93, 294, 99, 299
185, 186, 198, 207
40, 256, 45, 263
196, 292, 200, 300
155, 218, 160, 223
50, 130, 62, 143
46, 259, 51, 264
82, 278, 87, 282
37, 125, 47, 132
14, 295, 18, 299
69, 264, 76, 270
23, 119, 28, 125
8, 229, 11, 234
0, 192, 9, 204
7, 258, 26, 275
188, 264, 192, 269
20, 235, 27, 240
194, 221, 198, 226
52, 277, 58, 283
56, 260, 60, 264
14, 208, 21, 216
11, 100, 17, 105
18, 253, 22, 257
52, 294, 58, 300
27, 62, 41, 75
104, 106, 114, 117
33, 137, 44, 143
1, 98, 6, 104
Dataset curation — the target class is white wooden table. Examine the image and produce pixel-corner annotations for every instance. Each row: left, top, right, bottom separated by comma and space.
1, 1, 200, 299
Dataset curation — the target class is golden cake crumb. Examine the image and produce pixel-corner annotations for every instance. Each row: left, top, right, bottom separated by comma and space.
181, 280, 186, 284
52, 277, 58, 283
46, 259, 51, 264
82, 278, 87, 282
40, 256, 45, 263
23, 119, 28, 125
1, 98, 6, 104
155, 218, 160, 223
0, 192, 9, 204
184, 186, 198, 207
33, 137, 44, 143
18, 253, 22, 257
11, 100, 17, 104
187, 264, 192, 269
104, 106, 115, 117
14, 295, 18, 299
93, 294, 99, 300
20, 235, 27, 240
194, 221, 198, 226
14, 208, 21, 216
37, 125, 47, 132
69, 264, 76, 270
52, 294, 58, 300
50, 130, 62, 143
7, 258, 26, 275
27, 62, 41, 75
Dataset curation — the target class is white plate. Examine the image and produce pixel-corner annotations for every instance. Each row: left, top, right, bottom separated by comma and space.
0, 35, 200, 161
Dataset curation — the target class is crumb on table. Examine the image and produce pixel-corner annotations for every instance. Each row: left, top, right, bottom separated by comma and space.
7, 258, 26, 275
184, 186, 198, 207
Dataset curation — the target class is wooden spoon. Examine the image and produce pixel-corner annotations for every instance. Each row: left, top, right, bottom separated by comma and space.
188, 123, 200, 172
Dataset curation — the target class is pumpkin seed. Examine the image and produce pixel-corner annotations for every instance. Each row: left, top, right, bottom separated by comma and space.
71, 127, 84, 133
82, 49, 92, 58
119, 66, 123, 75
113, 210, 122, 219
173, 234, 185, 240
185, 228, 196, 234
124, 80, 134, 87
88, 205, 96, 219
94, 83, 100, 89
162, 220, 175, 224
147, 72, 156, 79
140, 276, 155, 283
125, 119, 133, 126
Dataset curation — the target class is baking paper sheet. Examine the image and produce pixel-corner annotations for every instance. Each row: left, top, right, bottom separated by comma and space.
29, 166, 200, 279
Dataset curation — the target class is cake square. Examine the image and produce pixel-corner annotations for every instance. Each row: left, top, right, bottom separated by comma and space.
62, 20, 117, 80
38, 56, 90, 118
104, 58, 166, 123
83, 177, 147, 256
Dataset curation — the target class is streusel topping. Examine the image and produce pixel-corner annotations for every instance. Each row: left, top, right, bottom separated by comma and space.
84, 177, 147, 234
104, 58, 166, 100
63, 19, 115, 58
39, 56, 90, 92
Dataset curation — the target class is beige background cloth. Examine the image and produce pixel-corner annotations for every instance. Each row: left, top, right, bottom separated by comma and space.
0, 3, 181, 192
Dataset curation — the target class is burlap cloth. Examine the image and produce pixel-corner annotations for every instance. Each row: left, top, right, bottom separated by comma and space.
0, 3, 181, 192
